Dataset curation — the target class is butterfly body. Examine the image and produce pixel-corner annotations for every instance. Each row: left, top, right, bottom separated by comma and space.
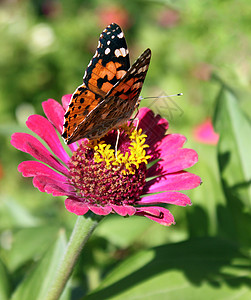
62, 23, 151, 144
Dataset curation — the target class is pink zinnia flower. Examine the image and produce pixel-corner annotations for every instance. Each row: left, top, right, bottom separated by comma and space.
97, 5, 131, 29
192, 63, 212, 81
157, 9, 180, 28
193, 118, 219, 145
0, 161, 3, 180
11, 95, 201, 226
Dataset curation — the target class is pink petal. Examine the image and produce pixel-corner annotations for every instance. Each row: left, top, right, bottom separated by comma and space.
61, 94, 72, 110
18, 161, 67, 181
42, 99, 78, 152
42, 99, 64, 134
147, 148, 198, 176
26, 115, 70, 164
110, 204, 136, 216
153, 133, 187, 155
11, 133, 69, 176
136, 206, 175, 226
145, 171, 202, 193
193, 118, 219, 145
138, 192, 192, 206
65, 198, 90, 215
138, 108, 169, 146
33, 175, 75, 196
137, 107, 151, 122
88, 204, 112, 215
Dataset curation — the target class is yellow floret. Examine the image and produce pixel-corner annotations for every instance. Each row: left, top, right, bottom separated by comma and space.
93, 127, 151, 174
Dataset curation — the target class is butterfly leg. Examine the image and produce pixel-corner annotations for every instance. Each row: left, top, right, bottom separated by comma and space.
115, 129, 120, 158
129, 117, 139, 130
134, 118, 139, 131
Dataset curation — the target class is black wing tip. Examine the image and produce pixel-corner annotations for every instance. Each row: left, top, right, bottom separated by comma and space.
61, 133, 70, 145
108, 22, 120, 28
104, 23, 122, 32
138, 48, 151, 61
62, 136, 73, 145
104, 23, 125, 35
62, 132, 82, 145
145, 48, 151, 55
61, 128, 74, 145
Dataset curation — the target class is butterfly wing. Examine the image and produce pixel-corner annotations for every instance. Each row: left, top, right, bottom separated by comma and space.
68, 48, 151, 141
107, 48, 151, 102
83, 23, 130, 96
62, 84, 103, 144
62, 23, 130, 144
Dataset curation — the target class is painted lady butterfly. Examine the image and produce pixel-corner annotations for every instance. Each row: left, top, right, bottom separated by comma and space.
62, 23, 151, 144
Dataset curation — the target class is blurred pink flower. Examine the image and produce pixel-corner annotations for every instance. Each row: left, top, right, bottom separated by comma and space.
192, 63, 212, 81
11, 95, 201, 226
193, 118, 219, 145
0, 161, 3, 179
97, 6, 131, 29
157, 9, 180, 28
41, 0, 62, 18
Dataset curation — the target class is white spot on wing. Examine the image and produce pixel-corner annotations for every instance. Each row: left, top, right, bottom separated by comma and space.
105, 48, 111, 55
93, 50, 98, 58
114, 48, 128, 57
117, 32, 124, 39
121, 48, 128, 56
114, 49, 120, 57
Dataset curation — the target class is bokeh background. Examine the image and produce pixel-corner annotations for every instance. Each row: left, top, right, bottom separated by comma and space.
0, 1, 251, 299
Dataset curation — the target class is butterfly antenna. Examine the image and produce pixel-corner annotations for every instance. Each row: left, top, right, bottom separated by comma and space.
140, 93, 183, 100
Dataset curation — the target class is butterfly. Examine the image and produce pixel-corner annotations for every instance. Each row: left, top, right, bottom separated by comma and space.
62, 23, 151, 145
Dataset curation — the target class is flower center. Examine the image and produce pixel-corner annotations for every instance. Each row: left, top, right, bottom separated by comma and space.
68, 126, 151, 206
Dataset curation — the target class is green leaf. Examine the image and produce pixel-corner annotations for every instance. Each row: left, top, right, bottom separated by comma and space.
185, 142, 237, 239
213, 88, 251, 244
85, 237, 251, 300
0, 259, 10, 300
11, 229, 69, 300
4, 226, 60, 272
0, 197, 40, 229
214, 87, 251, 206
95, 215, 150, 248
95, 214, 190, 250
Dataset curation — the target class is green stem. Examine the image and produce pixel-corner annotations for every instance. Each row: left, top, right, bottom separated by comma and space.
46, 213, 103, 300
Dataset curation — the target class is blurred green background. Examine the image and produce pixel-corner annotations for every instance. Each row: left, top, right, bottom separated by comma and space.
0, 1, 251, 299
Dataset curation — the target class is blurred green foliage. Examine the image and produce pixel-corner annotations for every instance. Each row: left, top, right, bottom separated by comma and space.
0, 0, 251, 299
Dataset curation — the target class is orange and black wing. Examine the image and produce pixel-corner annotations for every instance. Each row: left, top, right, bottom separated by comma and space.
83, 23, 130, 96
62, 84, 103, 144
70, 48, 151, 141
62, 23, 131, 144
107, 48, 151, 103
